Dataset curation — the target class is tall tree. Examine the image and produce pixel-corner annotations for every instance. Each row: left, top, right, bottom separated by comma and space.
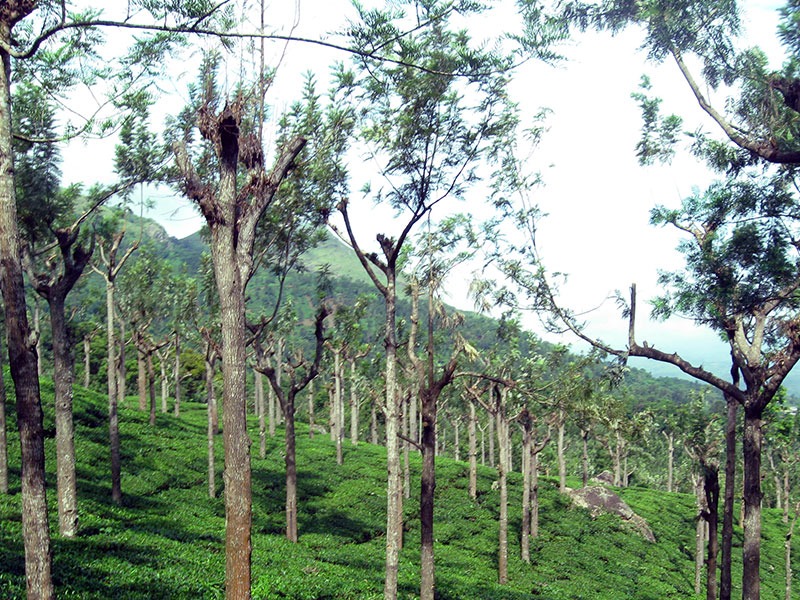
335, 3, 518, 595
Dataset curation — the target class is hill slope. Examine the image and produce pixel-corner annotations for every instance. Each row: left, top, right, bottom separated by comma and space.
0, 381, 797, 598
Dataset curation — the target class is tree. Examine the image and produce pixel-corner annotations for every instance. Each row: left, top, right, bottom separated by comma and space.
334, 3, 518, 595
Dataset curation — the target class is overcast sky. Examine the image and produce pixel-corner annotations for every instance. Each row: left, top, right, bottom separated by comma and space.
60, 0, 791, 385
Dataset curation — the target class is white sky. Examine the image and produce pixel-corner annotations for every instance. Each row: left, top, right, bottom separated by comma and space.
59, 0, 791, 385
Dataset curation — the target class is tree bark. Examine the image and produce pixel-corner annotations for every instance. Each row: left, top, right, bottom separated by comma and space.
580, 428, 589, 488
173, 332, 181, 417
497, 396, 508, 585
147, 350, 156, 427
49, 295, 79, 536
0, 23, 54, 596
349, 358, 359, 445
741, 404, 764, 600
720, 396, 737, 600
520, 413, 532, 564
83, 334, 91, 388
557, 414, 566, 493
703, 463, 719, 600
206, 346, 217, 499
106, 278, 122, 504
468, 400, 477, 500
419, 387, 436, 600
695, 475, 707, 596
308, 377, 315, 439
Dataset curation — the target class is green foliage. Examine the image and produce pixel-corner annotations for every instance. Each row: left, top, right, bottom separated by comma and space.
1, 373, 797, 598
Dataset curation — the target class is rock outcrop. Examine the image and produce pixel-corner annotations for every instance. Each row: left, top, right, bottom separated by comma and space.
566, 485, 656, 542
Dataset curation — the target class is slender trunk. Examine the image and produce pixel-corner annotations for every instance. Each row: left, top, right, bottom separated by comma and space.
721, 397, 737, 600
521, 417, 531, 563
741, 403, 764, 600
488, 414, 495, 468
350, 358, 358, 445
531, 445, 540, 539
664, 431, 674, 493
454, 420, 460, 462
285, 395, 298, 543
256, 368, 266, 459
160, 354, 168, 414
786, 505, 798, 600
329, 386, 335, 442
557, 416, 566, 493
468, 401, 477, 500
497, 403, 508, 585
206, 354, 216, 499
0, 340, 6, 494
480, 425, 485, 466
371, 400, 378, 445
695, 475, 707, 596
147, 350, 156, 427
403, 393, 410, 500
703, 463, 719, 600
49, 296, 78, 536
419, 388, 436, 600
33, 300, 42, 379
116, 318, 126, 404
173, 333, 181, 417
137, 338, 147, 411
308, 377, 315, 440
581, 429, 589, 488
83, 334, 91, 388
783, 469, 790, 524
768, 452, 781, 510
268, 356, 277, 438
106, 280, 122, 504
334, 349, 343, 465
383, 282, 402, 600
0, 35, 54, 596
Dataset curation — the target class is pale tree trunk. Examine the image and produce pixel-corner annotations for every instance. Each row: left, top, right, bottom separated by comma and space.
404, 393, 410, 500
333, 347, 343, 465
721, 395, 737, 600
557, 413, 566, 493
33, 299, 42, 379
83, 334, 91, 388
783, 468, 790, 524
786, 504, 798, 600
255, 368, 266, 459
106, 280, 122, 504
137, 337, 147, 411
695, 475, 707, 596
0, 338, 7, 494
173, 332, 181, 417
116, 317, 126, 404
328, 385, 335, 442
147, 351, 156, 427
496, 392, 509, 586
580, 428, 589, 488
0, 30, 53, 596
206, 347, 217, 499
488, 414, 495, 468
663, 430, 675, 493
468, 401, 477, 500
480, 424, 486, 466
371, 400, 378, 445
453, 419, 460, 462
520, 416, 532, 564
307, 377, 315, 439
419, 388, 436, 600
159, 352, 168, 414
349, 358, 359, 445
531, 445, 541, 539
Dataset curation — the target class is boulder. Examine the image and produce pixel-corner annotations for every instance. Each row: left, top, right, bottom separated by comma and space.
566, 485, 655, 542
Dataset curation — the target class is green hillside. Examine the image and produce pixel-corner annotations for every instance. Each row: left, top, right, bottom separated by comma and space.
0, 380, 796, 599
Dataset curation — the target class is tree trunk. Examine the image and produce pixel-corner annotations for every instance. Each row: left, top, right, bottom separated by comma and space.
147, 350, 156, 427
256, 368, 266, 459
419, 388, 436, 600
0, 341, 6, 494
116, 318, 126, 404
557, 415, 566, 493
334, 348, 343, 465
520, 416, 532, 563
284, 395, 298, 543
0, 33, 54, 597
210, 221, 253, 600
106, 279, 122, 504
350, 358, 359, 445
49, 295, 78, 536
497, 402, 508, 585
721, 396, 737, 600
531, 444, 540, 539
488, 413, 495, 468
206, 352, 216, 499
468, 401, 477, 500
783, 469, 790, 524
741, 403, 764, 600
383, 284, 403, 600
137, 338, 147, 411
83, 334, 91, 388
403, 393, 410, 500
160, 353, 168, 414
695, 475, 707, 596
268, 358, 277, 438
371, 400, 378, 445
580, 428, 589, 488
308, 377, 315, 440
703, 463, 719, 600
664, 431, 674, 493
173, 332, 181, 417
